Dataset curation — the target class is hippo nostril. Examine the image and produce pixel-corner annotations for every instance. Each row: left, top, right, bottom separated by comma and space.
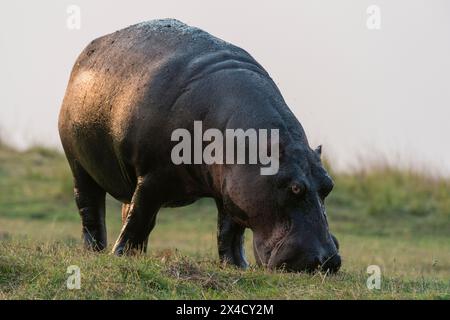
331, 234, 339, 251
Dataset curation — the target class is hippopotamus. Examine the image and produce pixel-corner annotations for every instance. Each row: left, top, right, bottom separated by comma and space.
58, 19, 341, 272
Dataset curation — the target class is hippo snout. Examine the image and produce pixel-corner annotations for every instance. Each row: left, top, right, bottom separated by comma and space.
265, 232, 341, 273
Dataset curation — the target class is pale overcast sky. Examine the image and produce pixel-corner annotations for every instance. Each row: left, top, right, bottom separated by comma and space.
1, 0, 449, 175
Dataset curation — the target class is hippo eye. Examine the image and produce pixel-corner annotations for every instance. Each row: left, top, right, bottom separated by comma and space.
291, 183, 305, 195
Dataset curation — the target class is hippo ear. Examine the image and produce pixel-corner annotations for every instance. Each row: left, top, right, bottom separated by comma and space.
315, 145, 322, 157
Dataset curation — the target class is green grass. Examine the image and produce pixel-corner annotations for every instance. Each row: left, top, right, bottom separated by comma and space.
0, 144, 449, 299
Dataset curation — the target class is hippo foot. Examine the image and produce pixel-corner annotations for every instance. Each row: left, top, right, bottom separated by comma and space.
112, 239, 148, 256
219, 250, 249, 269
82, 229, 107, 252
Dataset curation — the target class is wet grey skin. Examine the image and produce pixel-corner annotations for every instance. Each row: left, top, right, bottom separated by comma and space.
58, 19, 341, 273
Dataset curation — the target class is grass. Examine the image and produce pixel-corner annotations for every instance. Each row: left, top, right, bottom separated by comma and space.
0, 144, 449, 299
1, 240, 448, 299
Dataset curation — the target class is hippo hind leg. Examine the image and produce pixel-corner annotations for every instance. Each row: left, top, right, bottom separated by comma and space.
112, 176, 160, 255
215, 199, 248, 269
72, 163, 107, 251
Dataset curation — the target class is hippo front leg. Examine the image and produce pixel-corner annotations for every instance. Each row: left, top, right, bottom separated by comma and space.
215, 199, 248, 269
112, 177, 160, 255
120, 203, 150, 252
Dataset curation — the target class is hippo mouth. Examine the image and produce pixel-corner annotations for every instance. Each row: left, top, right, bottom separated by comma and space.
266, 233, 291, 269
266, 226, 293, 268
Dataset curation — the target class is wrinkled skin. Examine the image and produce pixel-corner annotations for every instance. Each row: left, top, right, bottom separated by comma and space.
58, 19, 341, 273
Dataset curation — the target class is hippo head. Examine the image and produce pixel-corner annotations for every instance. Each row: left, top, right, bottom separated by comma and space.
222, 143, 341, 273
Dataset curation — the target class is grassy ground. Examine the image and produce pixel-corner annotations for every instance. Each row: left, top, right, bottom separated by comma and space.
0, 144, 449, 299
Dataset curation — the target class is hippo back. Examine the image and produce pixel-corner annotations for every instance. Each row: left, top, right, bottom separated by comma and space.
58, 19, 276, 202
